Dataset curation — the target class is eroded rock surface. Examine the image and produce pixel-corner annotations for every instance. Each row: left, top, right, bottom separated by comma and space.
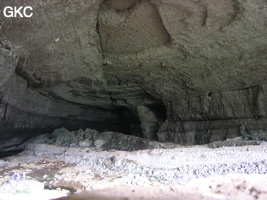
0, 0, 266, 151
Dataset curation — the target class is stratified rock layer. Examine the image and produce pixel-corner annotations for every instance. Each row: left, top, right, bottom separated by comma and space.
0, 0, 266, 151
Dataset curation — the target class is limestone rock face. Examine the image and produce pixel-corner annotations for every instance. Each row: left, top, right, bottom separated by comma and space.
138, 105, 162, 140
0, 0, 266, 151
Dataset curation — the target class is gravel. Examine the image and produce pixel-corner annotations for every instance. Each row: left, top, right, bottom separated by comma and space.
22, 142, 267, 186
1, 132, 266, 200
20, 128, 267, 187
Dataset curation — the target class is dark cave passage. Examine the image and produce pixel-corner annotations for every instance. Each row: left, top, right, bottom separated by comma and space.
146, 102, 167, 126
113, 106, 143, 137
0, 150, 23, 158
113, 100, 167, 141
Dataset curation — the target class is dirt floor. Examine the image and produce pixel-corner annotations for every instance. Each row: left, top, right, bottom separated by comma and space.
55, 175, 267, 200
0, 142, 266, 200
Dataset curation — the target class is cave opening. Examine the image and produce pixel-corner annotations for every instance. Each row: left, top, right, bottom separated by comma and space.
145, 102, 167, 126
113, 106, 143, 138
113, 100, 167, 141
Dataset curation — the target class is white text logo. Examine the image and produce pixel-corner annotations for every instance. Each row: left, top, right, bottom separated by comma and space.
3, 6, 33, 18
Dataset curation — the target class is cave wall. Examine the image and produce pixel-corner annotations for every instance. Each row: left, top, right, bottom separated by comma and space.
0, 49, 124, 151
102, 0, 267, 144
0, 0, 266, 150
157, 84, 267, 144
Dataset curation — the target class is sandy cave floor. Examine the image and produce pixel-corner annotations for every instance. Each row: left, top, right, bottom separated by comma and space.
0, 143, 267, 200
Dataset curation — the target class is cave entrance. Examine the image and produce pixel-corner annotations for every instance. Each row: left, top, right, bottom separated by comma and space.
113, 107, 143, 137
137, 102, 167, 141
114, 101, 167, 141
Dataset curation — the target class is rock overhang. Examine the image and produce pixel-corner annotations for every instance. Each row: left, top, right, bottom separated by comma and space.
0, 0, 266, 151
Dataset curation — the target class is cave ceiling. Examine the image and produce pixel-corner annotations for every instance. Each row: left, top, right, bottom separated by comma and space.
1, 0, 266, 109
